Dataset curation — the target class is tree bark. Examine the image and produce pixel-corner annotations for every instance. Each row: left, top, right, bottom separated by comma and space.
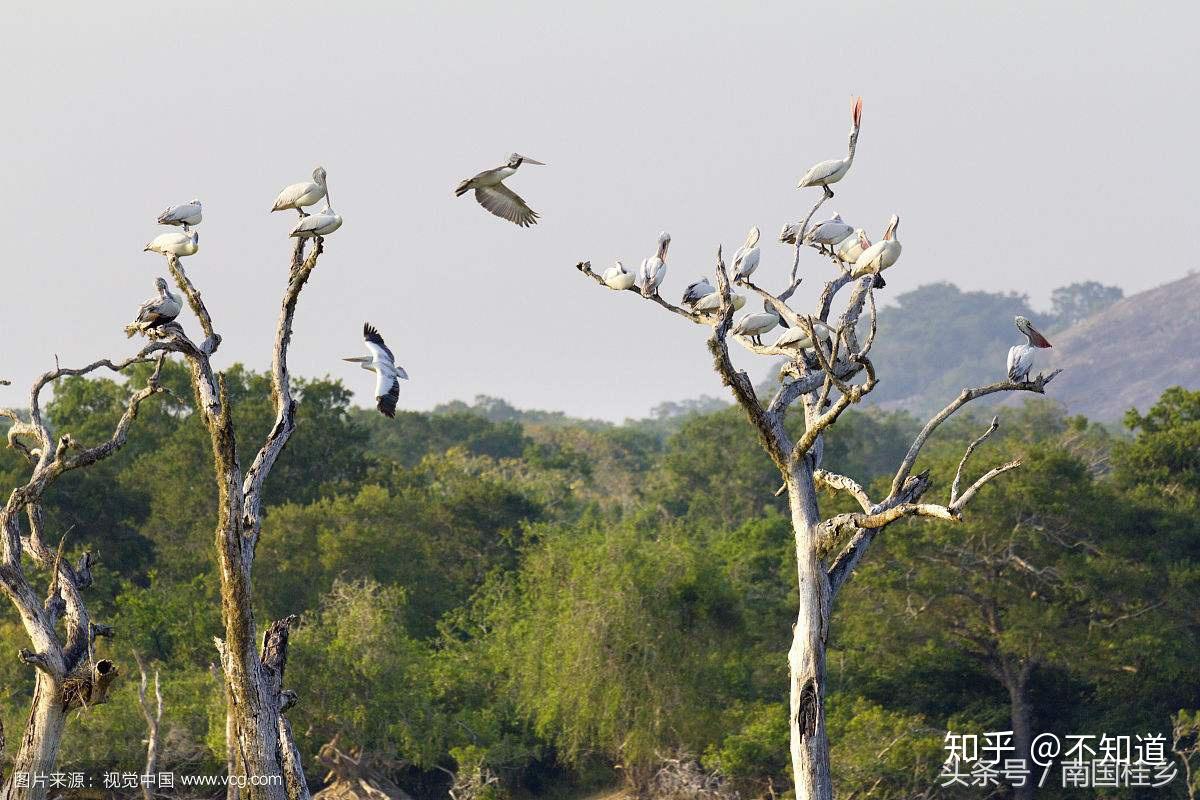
1, 673, 66, 800
1006, 664, 1035, 800
785, 462, 833, 800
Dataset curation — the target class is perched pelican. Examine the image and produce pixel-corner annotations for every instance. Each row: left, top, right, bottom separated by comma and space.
290, 204, 343, 238
835, 229, 870, 265
693, 291, 746, 314
156, 199, 202, 231
797, 96, 863, 197
144, 230, 199, 257
455, 153, 544, 227
852, 215, 901, 286
804, 213, 855, 255
1007, 316, 1052, 382
639, 232, 671, 297
124, 277, 181, 338
731, 308, 780, 345
271, 167, 329, 216
601, 260, 636, 291
681, 277, 714, 307
343, 323, 409, 418
773, 321, 833, 352
732, 226, 761, 282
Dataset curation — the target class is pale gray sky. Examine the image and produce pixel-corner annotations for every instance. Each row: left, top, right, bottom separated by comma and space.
2, 1, 1196, 421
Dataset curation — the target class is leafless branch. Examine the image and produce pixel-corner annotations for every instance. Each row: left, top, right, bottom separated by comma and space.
576, 261, 704, 323
951, 417, 1000, 504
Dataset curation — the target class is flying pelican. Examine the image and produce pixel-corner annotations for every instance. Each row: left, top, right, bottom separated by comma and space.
797, 96, 863, 197
343, 323, 409, 418
454, 153, 544, 227
1007, 316, 1053, 382
156, 199, 202, 231
271, 167, 329, 216
639, 232, 671, 297
289, 204, 343, 238
693, 291, 746, 314
731, 308, 780, 345
681, 277, 714, 307
835, 229, 871, 265
601, 260, 636, 290
852, 215, 901, 286
124, 278, 181, 338
804, 213, 855, 255
144, 230, 199, 257
732, 226, 761, 282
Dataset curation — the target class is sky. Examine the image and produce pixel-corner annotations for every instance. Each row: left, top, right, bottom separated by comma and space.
1, 1, 1196, 421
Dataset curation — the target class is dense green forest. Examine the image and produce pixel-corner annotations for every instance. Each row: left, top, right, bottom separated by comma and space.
1, 357, 1198, 798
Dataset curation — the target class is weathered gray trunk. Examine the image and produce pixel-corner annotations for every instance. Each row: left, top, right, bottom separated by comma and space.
1, 674, 66, 800
1008, 669, 1035, 800
786, 462, 833, 800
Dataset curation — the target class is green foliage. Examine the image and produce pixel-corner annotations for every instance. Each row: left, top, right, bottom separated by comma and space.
1046, 281, 1123, 331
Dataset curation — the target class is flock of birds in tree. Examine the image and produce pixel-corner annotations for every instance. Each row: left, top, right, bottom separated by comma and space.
125, 97, 1052, 418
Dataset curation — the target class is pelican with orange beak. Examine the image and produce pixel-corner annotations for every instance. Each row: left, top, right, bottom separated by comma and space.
851, 214, 901, 287
1007, 316, 1052, 382
797, 96, 862, 197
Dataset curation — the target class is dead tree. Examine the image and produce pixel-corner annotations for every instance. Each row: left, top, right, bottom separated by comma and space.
134, 652, 163, 800
575, 191, 1058, 799
0, 349, 169, 800
136, 235, 325, 800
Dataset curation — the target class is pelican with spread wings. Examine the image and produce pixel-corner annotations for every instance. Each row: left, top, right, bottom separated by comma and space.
455, 153, 545, 227
343, 323, 409, 418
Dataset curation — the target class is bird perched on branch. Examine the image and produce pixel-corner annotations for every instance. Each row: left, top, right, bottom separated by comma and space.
804, 213, 855, 256
144, 231, 199, 258
601, 261, 636, 291
290, 204, 343, 238
852, 215, 901, 287
343, 323, 408, 418
681, 277, 714, 307
732, 227, 761, 282
773, 320, 833, 353
125, 278, 181, 338
797, 96, 862, 197
693, 291, 746, 314
156, 199, 202, 232
639, 232, 671, 297
455, 153, 544, 227
272, 167, 329, 216
1007, 316, 1052, 382
835, 229, 870, 266
731, 308, 780, 345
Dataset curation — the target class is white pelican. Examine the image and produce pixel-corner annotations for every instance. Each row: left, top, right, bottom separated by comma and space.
639, 232, 671, 297
454, 153, 544, 227
681, 277, 714, 307
156, 199, 202, 231
732, 226, 761, 282
271, 167, 329, 216
601, 260, 636, 290
773, 320, 833, 352
1007, 316, 1052, 382
343, 323, 409, 418
289, 204, 343, 238
852, 215, 901, 286
804, 213, 855, 255
797, 96, 863, 197
731, 309, 780, 345
693, 291, 746, 314
835, 229, 870, 265
144, 230, 198, 258
124, 277, 181, 338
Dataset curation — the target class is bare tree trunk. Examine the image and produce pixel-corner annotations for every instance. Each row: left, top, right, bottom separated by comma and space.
1, 674, 66, 800
1006, 664, 1035, 800
786, 462, 833, 800
135, 654, 162, 800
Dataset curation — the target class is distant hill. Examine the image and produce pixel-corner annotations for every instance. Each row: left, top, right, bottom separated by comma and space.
1039, 272, 1200, 421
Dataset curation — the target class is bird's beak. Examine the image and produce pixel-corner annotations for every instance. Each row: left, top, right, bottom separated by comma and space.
852, 96, 863, 128
1030, 329, 1053, 348
342, 356, 369, 363
520, 156, 546, 165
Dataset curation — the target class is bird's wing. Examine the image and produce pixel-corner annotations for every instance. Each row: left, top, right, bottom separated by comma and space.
290, 215, 321, 235
363, 322, 395, 363
1007, 345, 1029, 381
798, 158, 842, 186
375, 371, 400, 418
272, 182, 309, 211
157, 204, 182, 224
474, 184, 539, 227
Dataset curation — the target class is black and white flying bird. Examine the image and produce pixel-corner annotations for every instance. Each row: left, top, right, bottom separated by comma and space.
455, 153, 545, 227
343, 323, 408, 418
